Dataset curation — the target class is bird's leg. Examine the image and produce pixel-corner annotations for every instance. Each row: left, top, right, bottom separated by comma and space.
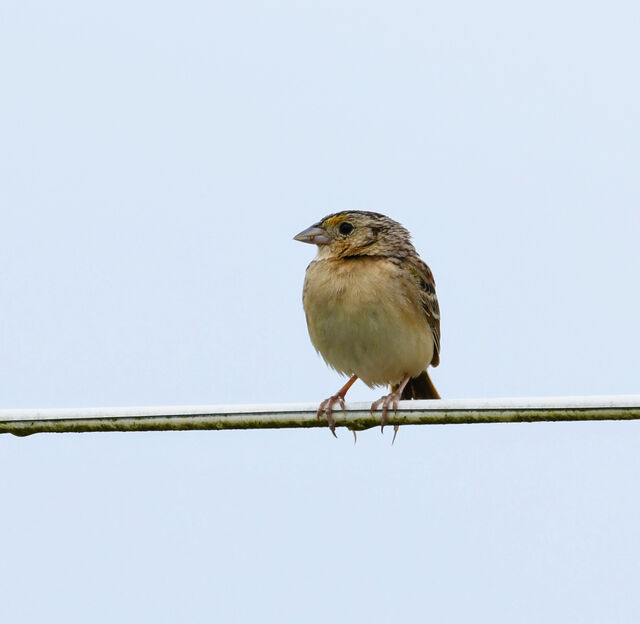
317, 374, 358, 437
370, 373, 411, 436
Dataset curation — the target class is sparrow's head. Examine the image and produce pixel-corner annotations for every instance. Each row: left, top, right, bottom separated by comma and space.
294, 211, 415, 259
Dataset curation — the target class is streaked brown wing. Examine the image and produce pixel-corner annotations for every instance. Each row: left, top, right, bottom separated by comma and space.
405, 257, 441, 367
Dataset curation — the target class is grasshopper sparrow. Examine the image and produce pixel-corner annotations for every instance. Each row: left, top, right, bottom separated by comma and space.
294, 211, 440, 440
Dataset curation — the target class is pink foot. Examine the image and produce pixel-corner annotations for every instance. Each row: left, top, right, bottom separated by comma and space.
316, 374, 358, 438
370, 374, 411, 442
370, 389, 403, 432
317, 394, 345, 438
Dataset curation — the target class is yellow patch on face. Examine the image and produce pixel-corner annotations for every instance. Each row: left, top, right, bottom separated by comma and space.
322, 214, 348, 228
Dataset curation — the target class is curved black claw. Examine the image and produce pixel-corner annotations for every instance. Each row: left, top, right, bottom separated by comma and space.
391, 425, 400, 445
317, 394, 345, 438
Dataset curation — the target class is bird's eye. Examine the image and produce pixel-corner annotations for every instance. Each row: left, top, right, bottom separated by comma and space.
338, 222, 354, 235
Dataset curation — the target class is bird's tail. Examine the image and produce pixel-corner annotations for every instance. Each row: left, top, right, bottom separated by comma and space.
397, 370, 440, 400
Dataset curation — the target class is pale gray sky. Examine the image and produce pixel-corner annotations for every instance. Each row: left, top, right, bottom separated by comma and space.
1, 1, 639, 622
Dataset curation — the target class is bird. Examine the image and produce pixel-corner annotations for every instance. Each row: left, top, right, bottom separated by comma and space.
294, 211, 440, 441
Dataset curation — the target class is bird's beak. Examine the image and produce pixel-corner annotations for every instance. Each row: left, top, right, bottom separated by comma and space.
293, 225, 330, 245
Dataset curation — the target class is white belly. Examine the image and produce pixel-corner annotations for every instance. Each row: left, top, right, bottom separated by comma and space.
302, 257, 434, 387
